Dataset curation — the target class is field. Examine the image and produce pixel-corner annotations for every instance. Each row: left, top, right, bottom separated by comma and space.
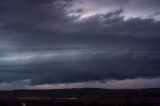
0, 88, 160, 106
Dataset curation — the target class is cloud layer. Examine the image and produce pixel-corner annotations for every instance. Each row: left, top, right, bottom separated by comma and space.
0, 0, 160, 89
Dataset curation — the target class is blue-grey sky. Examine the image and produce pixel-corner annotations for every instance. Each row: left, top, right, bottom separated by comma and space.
0, 0, 160, 90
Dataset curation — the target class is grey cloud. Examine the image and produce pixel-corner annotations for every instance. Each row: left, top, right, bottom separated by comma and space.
1, 49, 160, 84
74, 0, 160, 20
0, 79, 31, 90
0, 0, 160, 86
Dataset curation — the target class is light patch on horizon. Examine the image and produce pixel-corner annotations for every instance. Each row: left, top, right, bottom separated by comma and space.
24, 77, 160, 89
1, 77, 160, 90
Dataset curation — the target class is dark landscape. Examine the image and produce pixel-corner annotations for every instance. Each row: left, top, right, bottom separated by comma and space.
0, 88, 160, 106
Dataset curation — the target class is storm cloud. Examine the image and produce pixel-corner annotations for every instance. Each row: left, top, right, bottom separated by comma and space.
0, 0, 160, 89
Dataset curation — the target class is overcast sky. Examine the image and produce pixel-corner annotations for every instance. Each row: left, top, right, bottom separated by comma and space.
0, 0, 160, 90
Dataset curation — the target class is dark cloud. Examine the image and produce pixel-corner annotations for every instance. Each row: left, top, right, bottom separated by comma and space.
0, 0, 160, 87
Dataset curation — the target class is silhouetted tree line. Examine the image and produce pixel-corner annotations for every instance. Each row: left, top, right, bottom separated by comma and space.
0, 98, 160, 106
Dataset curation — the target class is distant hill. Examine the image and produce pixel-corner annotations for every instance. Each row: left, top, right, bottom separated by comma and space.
1, 88, 160, 98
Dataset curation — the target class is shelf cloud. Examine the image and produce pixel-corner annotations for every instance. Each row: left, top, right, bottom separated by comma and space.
0, 0, 160, 89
